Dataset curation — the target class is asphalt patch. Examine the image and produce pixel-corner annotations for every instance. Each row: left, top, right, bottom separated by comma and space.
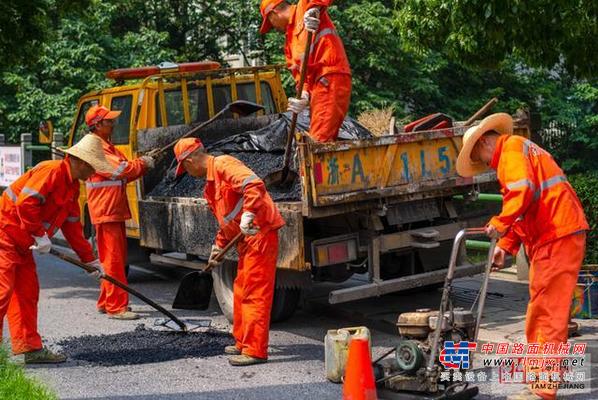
58, 325, 232, 366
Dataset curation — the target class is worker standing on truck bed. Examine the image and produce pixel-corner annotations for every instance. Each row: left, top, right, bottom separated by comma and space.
456, 113, 589, 400
84, 105, 155, 320
0, 134, 110, 363
259, 0, 351, 142
173, 138, 285, 366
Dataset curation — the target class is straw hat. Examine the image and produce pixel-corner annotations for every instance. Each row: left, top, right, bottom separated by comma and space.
63, 134, 115, 175
456, 113, 513, 177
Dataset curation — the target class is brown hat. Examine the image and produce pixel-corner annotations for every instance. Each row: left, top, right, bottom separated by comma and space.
456, 113, 513, 177
63, 134, 115, 175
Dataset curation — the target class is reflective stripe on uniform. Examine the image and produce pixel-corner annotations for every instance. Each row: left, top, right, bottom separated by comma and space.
241, 175, 258, 190
4, 186, 17, 202
111, 161, 128, 179
223, 175, 259, 224
223, 198, 244, 224
310, 28, 338, 53
506, 178, 535, 191
523, 140, 530, 157
22, 187, 46, 204
540, 174, 567, 191
86, 180, 124, 189
66, 216, 80, 223
533, 175, 568, 201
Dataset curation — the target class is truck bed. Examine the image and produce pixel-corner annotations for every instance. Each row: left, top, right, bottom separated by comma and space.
139, 196, 306, 271
297, 126, 495, 217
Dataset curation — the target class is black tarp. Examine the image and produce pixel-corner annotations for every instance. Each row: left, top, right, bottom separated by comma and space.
147, 111, 373, 201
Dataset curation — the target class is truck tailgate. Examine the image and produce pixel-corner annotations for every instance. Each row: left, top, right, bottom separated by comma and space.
138, 196, 307, 271
303, 127, 495, 207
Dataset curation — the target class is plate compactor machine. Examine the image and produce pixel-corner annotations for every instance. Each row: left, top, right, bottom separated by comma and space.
374, 228, 497, 400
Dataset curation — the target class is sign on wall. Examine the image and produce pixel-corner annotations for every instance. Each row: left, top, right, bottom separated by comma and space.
0, 146, 22, 187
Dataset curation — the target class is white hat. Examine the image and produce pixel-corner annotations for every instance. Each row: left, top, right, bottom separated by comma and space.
456, 113, 513, 177
63, 134, 115, 175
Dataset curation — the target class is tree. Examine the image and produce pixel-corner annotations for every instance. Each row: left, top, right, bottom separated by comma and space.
0, 0, 90, 69
394, 0, 597, 78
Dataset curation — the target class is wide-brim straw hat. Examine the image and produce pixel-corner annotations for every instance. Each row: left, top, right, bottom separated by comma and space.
456, 113, 513, 177
63, 133, 115, 175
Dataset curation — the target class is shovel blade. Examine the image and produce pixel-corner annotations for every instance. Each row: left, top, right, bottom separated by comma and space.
172, 271, 213, 310
228, 100, 265, 116
264, 169, 298, 190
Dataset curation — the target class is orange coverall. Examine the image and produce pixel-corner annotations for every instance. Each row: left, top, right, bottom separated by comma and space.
285, 0, 351, 142
203, 155, 285, 359
0, 160, 95, 353
490, 135, 588, 400
86, 135, 147, 314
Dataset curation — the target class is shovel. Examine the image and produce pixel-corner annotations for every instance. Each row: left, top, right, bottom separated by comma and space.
172, 232, 244, 310
145, 100, 265, 159
264, 30, 314, 190
49, 249, 199, 332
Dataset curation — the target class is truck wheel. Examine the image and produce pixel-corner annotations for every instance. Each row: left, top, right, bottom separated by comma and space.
212, 261, 301, 323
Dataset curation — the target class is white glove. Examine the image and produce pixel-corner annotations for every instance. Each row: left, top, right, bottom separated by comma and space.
140, 156, 155, 170
239, 211, 259, 236
207, 245, 223, 270
304, 7, 320, 33
287, 91, 310, 114
29, 234, 52, 253
86, 259, 104, 280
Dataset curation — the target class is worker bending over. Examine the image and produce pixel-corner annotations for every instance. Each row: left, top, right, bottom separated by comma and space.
173, 138, 285, 366
84, 105, 155, 320
456, 113, 588, 400
260, 0, 351, 142
0, 134, 110, 363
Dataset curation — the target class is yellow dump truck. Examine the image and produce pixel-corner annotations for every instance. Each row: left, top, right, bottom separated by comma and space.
66, 62, 529, 322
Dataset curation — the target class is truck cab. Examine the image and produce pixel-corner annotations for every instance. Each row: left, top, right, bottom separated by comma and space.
67, 62, 288, 239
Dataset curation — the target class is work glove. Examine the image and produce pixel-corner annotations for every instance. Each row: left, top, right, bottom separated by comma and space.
29, 234, 52, 254
86, 259, 105, 280
303, 7, 320, 33
207, 245, 223, 271
491, 246, 507, 272
287, 91, 310, 114
140, 155, 155, 170
240, 211, 259, 236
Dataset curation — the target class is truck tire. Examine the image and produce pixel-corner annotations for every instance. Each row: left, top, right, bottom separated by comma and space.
212, 261, 301, 323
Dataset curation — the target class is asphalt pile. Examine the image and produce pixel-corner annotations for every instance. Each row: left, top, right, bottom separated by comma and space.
58, 324, 232, 366
148, 151, 302, 201
145, 111, 371, 202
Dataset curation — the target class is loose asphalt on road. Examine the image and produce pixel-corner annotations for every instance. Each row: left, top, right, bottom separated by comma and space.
3, 251, 597, 399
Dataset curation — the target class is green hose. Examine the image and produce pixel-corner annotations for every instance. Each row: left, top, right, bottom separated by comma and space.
466, 240, 491, 251
453, 193, 502, 202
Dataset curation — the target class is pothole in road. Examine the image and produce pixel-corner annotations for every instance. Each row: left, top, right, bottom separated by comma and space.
57, 324, 232, 366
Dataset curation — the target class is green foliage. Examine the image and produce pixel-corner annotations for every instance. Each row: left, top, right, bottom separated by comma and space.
395, 0, 597, 78
0, 0, 594, 180
0, 346, 58, 400
0, 0, 90, 69
569, 173, 598, 264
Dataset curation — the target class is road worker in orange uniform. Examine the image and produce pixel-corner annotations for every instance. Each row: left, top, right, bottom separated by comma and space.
457, 113, 589, 400
0, 134, 112, 363
84, 105, 155, 320
173, 138, 285, 366
260, 0, 351, 142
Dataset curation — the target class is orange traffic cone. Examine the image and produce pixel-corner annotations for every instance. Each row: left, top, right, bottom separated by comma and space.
342, 334, 377, 400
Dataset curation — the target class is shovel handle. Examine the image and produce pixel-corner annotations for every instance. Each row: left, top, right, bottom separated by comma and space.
464, 97, 498, 127
213, 232, 244, 263
281, 29, 315, 178
49, 249, 188, 332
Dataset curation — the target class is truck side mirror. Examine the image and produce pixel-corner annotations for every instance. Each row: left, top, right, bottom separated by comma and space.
38, 120, 54, 144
